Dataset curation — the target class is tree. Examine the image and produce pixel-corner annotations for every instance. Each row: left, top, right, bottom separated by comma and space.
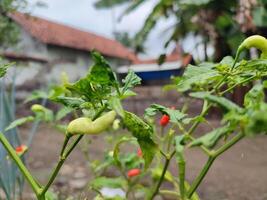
0, 0, 27, 47
94, 0, 263, 61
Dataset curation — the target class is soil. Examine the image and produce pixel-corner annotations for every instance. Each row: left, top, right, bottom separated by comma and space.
19, 120, 267, 200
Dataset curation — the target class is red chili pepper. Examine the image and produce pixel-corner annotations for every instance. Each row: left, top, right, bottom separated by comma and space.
160, 114, 170, 126
137, 148, 142, 158
127, 168, 141, 178
15, 145, 28, 156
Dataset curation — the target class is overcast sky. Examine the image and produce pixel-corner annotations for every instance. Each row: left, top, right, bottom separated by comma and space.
25, 0, 180, 59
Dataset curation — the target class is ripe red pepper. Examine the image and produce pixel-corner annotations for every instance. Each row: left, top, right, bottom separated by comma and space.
137, 148, 142, 158
160, 114, 170, 126
127, 168, 141, 178
15, 145, 28, 156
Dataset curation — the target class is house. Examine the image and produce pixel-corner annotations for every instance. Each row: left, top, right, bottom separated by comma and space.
117, 46, 193, 85
1, 12, 137, 89
1, 12, 192, 93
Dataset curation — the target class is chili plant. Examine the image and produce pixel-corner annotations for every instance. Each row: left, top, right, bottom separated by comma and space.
0, 35, 267, 200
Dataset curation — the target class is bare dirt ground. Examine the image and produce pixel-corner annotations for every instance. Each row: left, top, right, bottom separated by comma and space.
20, 120, 267, 200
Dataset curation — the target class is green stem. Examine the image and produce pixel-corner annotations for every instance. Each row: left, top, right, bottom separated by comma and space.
159, 190, 180, 198
0, 133, 41, 196
213, 132, 245, 158
60, 134, 71, 156
178, 160, 186, 200
187, 132, 245, 198
220, 75, 256, 95
148, 151, 175, 200
187, 135, 212, 156
187, 156, 215, 198
187, 101, 211, 136
40, 105, 107, 196
40, 156, 65, 196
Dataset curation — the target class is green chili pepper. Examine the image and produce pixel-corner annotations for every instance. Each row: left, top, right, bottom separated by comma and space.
237, 35, 267, 59
31, 104, 47, 113
66, 110, 116, 135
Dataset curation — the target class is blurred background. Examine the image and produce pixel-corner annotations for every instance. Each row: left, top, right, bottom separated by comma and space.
1, 0, 267, 199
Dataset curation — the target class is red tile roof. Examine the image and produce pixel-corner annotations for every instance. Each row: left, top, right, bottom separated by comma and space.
10, 12, 137, 61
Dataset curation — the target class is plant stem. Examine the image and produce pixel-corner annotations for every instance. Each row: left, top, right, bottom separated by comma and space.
148, 151, 175, 200
187, 156, 215, 198
178, 160, 186, 200
213, 132, 245, 158
187, 132, 245, 198
187, 101, 211, 136
220, 75, 256, 95
40, 105, 107, 196
60, 134, 71, 156
159, 190, 180, 198
40, 156, 66, 196
0, 133, 41, 196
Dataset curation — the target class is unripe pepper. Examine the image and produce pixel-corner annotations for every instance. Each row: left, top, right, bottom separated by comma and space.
66, 110, 116, 135
160, 114, 170, 126
31, 104, 47, 113
237, 35, 267, 59
127, 168, 141, 178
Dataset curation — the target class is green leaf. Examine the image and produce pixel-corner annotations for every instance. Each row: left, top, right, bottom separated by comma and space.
51, 97, 85, 109
134, 1, 166, 48
245, 104, 267, 136
24, 90, 48, 103
90, 177, 127, 190
244, 84, 264, 109
189, 126, 232, 148
121, 70, 141, 94
119, 0, 144, 20
157, 54, 166, 65
109, 97, 125, 118
45, 190, 59, 200
120, 90, 137, 99
175, 135, 185, 162
5, 116, 34, 132
113, 137, 136, 168
55, 107, 73, 121
176, 63, 220, 92
32, 106, 54, 122
66, 52, 118, 103
90, 51, 117, 86
179, 0, 212, 6
123, 111, 158, 168
94, 0, 130, 8
190, 92, 243, 113
144, 104, 186, 123
0, 62, 13, 78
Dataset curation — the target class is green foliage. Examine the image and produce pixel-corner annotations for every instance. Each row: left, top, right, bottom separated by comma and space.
121, 69, 141, 94
174, 63, 221, 92
5, 116, 34, 131
0, 79, 24, 200
0, 0, 27, 46
123, 111, 157, 169
3, 37, 267, 200
90, 177, 127, 190
189, 125, 232, 148
94, 0, 130, 8
190, 92, 243, 113
145, 104, 186, 123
